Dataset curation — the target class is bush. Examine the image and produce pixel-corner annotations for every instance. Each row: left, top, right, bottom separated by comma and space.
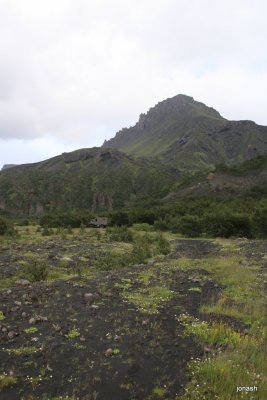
154, 218, 169, 231
21, 258, 48, 282
203, 213, 251, 238
131, 236, 151, 264
107, 226, 133, 242
94, 252, 129, 270
132, 223, 153, 232
41, 227, 53, 236
175, 215, 203, 237
154, 233, 171, 255
0, 218, 8, 235
109, 211, 130, 227
252, 207, 267, 238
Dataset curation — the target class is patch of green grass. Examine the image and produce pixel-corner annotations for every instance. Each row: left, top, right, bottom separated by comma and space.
73, 343, 86, 350
123, 285, 173, 314
0, 276, 17, 289
5, 346, 40, 355
0, 310, 5, 320
188, 287, 202, 293
178, 335, 267, 399
178, 313, 242, 347
174, 249, 267, 400
65, 328, 80, 339
24, 327, 38, 334
152, 386, 167, 398
0, 373, 18, 389
137, 270, 155, 286
115, 278, 133, 291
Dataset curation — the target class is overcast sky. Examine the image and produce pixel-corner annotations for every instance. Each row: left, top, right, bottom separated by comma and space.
0, 0, 267, 167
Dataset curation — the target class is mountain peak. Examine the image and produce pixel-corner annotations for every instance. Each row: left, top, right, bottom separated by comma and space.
103, 94, 225, 157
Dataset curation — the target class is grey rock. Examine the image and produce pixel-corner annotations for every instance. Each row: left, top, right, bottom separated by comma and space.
29, 317, 36, 325
7, 331, 15, 339
15, 279, 30, 286
105, 348, 113, 357
84, 293, 94, 303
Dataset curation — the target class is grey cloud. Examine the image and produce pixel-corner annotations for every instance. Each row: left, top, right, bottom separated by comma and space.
0, 0, 266, 150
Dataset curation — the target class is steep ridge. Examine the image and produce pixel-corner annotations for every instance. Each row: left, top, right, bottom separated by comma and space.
103, 95, 267, 170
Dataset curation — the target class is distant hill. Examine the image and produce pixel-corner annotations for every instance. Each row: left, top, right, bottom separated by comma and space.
1, 164, 17, 171
0, 148, 176, 215
103, 94, 267, 171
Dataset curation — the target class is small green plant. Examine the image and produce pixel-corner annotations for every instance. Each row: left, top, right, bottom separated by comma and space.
178, 313, 242, 347
112, 348, 120, 355
65, 328, 80, 339
5, 346, 39, 355
188, 287, 202, 293
152, 386, 167, 398
0, 311, 5, 321
123, 285, 173, 314
73, 343, 86, 350
24, 327, 38, 334
0, 373, 18, 389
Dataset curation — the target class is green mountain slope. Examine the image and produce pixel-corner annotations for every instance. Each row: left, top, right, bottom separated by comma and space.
0, 148, 176, 215
1, 94, 267, 216
103, 94, 267, 171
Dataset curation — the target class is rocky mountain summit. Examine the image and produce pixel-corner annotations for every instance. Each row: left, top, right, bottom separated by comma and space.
103, 94, 267, 170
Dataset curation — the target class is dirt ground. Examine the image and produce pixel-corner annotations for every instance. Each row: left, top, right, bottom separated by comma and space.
0, 235, 264, 400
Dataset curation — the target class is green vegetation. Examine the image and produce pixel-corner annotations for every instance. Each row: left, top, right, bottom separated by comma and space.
65, 328, 80, 339
151, 386, 167, 398
172, 252, 267, 400
24, 327, 38, 334
0, 218, 8, 235
5, 346, 40, 355
0, 310, 5, 320
122, 285, 173, 314
21, 257, 48, 282
0, 373, 18, 389
106, 226, 133, 242
178, 314, 242, 347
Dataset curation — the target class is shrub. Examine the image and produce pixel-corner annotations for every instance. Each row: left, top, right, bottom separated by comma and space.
204, 212, 252, 238
154, 218, 169, 231
94, 252, 130, 270
107, 226, 133, 242
21, 258, 48, 282
131, 236, 151, 264
178, 215, 203, 237
132, 223, 153, 231
252, 207, 267, 238
41, 227, 53, 236
154, 233, 171, 255
0, 218, 8, 235
109, 211, 130, 227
